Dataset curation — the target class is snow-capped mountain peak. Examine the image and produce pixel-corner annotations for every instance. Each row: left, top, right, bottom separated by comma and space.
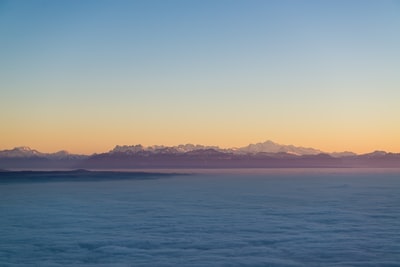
111, 145, 145, 153
0, 147, 43, 158
0, 147, 86, 160
238, 140, 323, 155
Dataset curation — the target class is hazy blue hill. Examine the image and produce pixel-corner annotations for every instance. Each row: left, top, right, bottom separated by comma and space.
0, 170, 180, 183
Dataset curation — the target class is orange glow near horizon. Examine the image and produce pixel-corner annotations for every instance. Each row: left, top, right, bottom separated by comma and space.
1, 1, 399, 156
1, 121, 399, 155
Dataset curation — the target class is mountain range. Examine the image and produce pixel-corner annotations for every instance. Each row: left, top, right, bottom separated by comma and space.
1, 140, 399, 170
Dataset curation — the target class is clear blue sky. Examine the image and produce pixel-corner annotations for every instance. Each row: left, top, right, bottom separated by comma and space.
1, 0, 399, 153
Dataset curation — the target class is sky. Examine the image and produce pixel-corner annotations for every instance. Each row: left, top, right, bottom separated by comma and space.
1, 0, 400, 154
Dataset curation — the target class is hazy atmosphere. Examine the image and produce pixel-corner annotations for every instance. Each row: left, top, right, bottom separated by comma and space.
2, 2, 400, 266
1, 0, 400, 154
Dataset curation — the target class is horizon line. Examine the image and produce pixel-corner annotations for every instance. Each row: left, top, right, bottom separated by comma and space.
0, 140, 397, 156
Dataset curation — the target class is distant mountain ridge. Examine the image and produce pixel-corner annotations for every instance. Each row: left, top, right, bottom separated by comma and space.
0, 147, 86, 159
0, 147, 87, 169
237, 140, 323, 155
110, 140, 327, 156
1, 140, 399, 169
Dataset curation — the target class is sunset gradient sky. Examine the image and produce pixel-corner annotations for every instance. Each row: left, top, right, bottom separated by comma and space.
1, 0, 400, 154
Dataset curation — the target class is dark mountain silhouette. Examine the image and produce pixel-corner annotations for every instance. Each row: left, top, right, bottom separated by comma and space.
81, 149, 400, 169
0, 147, 87, 169
1, 141, 400, 169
